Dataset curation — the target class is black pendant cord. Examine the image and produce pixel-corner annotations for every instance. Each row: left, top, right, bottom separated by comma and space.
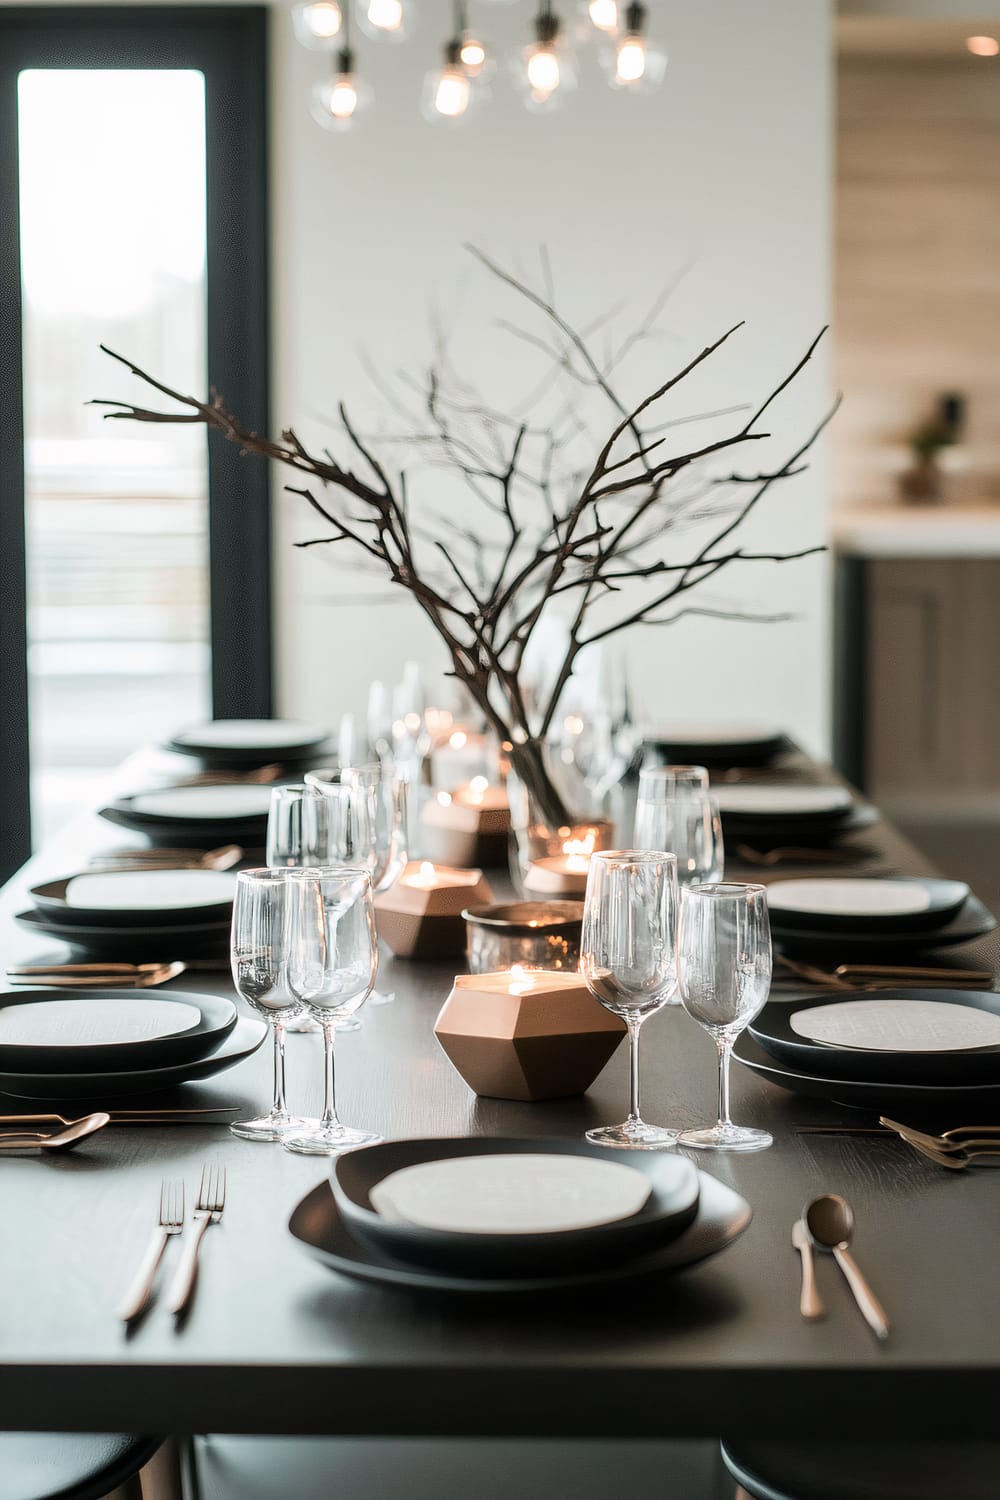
337, 4, 353, 76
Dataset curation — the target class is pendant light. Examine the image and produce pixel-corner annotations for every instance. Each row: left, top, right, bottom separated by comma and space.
605, 1, 665, 90
587, 0, 618, 33
356, 0, 410, 42
521, 1, 576, 111
311, 8, 371, 129
292, 2, 343, 49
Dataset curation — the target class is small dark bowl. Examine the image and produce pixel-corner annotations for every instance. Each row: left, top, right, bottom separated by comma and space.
462, 901, 583, 976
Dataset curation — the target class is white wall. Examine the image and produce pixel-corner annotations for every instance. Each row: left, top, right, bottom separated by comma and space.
267, 0, 834, 752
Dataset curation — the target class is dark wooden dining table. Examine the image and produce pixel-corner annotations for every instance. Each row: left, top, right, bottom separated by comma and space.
0, 749, 998, 1443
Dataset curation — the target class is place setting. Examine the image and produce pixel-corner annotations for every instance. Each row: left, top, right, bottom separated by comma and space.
765, 873, 997, 959
166, 717, 333, 770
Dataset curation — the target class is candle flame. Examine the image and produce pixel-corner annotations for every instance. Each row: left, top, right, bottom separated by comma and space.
449, 730, 468, 749
468, 774, 489, 805
510, 963, 537, 996
406, 860, 439, 888
561, 827, 596, 876
436, 791, 453, 806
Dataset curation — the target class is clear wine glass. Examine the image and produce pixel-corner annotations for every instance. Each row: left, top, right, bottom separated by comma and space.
265, 784, 328, 867
229, 869, 309, 1142
633, 792, 724, 889
579, 849, 680, 1150
677, 882, 773, 1153
637, 765, 710, 800
282, 867, 381, 1156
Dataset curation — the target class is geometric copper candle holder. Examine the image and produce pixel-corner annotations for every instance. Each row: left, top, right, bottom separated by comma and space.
434, 968, 626, 1101
419, 778, 511, 869
375, 861, 494, 960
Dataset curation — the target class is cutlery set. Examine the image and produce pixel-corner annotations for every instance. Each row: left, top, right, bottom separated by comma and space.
795, 1117, 1000, 1169
6, 961, 187, 989
118, 1164, 227, 1322
793, 1194, 890, 1340
84, 844, 243, 873
774, 955, 993, 990
0, 1107, 237, 1130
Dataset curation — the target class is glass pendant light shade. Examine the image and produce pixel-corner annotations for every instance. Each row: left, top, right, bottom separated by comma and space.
587, 0, 618, 33
311, 47, 372, 130
356, 0, 411, 41
518, 4, 576, 112
602, 1, 665, 91
293, 1, 343, 49
423, 39, 475, 121
459, 33, 494, 81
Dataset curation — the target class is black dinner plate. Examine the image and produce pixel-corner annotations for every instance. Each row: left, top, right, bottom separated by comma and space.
0, 988, 237, 1074
330, 1137, 701, 1277
15, 908, 231, 960
167, 718, 331, 766
0, 1015, 267, 1100
749, 990, 1000, 1085
720, 805, 876, 846
771, 894, 997, 957
763, 877, 970, 934
30, 869, 237, 928
643, 729, 792, 768
289, 1171, 751, 1297
99, 807, 268, 847
733, 1030, 1000, 1112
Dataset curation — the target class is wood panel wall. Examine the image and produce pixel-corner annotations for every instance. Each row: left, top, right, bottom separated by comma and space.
835, 57, 1000, 508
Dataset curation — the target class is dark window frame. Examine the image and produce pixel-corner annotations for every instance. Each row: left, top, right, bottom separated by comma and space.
0, 5, 271, 877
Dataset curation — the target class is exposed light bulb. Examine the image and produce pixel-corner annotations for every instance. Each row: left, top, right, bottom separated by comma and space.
616, 36, 646, 82
293, 2, 342, 49
460, 36, 488, 74
367, 0, 403, 32
966, 34, 999, 56
527, 44, 560, 95
435, 67, 471, 116
588, 0, 618, 32
330, 76, 359, 117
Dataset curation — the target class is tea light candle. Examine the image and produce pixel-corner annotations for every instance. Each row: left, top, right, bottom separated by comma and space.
434, 966, 626, 1101
462, 900, 583, 975
430, 729, 492, 790
420, 777, 511, 868
375, 861, 493, 960
524, 829, 598, 896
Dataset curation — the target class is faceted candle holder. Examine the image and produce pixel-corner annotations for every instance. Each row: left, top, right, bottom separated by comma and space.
420, 778, 511, 869
375, 862, 493, 960
434, 968, 626, 1102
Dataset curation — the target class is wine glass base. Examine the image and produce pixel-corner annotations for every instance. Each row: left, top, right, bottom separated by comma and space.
229, 1113, 310, 1143
679, 1124, 773, 1153
585, 1122, 678, 1151
370, 988, 395, 1006
285, 1015, 362, 1033
282, 1124, 382, 1156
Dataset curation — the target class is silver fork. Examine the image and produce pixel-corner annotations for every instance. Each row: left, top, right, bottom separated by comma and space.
117, 1181, 185, 1323
166, 1164, 227, 1317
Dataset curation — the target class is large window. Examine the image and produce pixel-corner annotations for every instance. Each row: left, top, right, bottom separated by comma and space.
0, 7, 271, 876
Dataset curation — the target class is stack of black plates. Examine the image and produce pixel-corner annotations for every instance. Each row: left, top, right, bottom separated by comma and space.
16, 868, 238, 959
764, 876, 994, 957
643, 724, 791, 769
289, 1137, 752, 1296
167, 718, 331, 769
736, 987, 1000, 1112
0, 988, 265, 1099
100, 783, 275, 848
713, 785, 874, 846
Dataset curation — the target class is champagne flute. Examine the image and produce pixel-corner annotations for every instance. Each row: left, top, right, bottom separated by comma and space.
282, 867, 381, 1156
229, 869, 309, 1142
579, 850, 680, 1150
677, 882, 773, 1152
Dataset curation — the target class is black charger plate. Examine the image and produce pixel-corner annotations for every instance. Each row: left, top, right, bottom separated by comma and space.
0, 1015, 266, 1100
733, 1030, 1000, 1112
290, 1171, 751, 1297
331, 1137, 700, 1277
771, 895, 996, 958
643, 729, 791, 768
0, 988, 237, 1074
720, 805, 877, 847
31, 869, 237, 928
168, 718, 330, 766
15, 908, 231, 960
764, 877, 969, 934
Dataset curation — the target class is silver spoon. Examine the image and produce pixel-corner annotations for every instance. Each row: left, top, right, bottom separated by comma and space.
0, 1112, 111, 1153
804, 1194, 890, 1341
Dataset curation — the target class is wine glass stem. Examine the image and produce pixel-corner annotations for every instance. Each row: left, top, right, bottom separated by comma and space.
271, 1022, 289, 1120
321, 1022, 341, 1130
716, 1034, 734, 1131
626, 1015, 643, 1129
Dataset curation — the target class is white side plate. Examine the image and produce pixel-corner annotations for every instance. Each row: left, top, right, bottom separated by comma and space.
791, 998, 1000, 1053
65, 869, 237, 912
173, 718, 326, 750
0, 997, 202, 1048
713, 786, 853, 816
129, 785, 274, 820
767, 879, 932, 918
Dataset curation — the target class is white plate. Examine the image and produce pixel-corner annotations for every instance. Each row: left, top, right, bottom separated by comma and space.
0, 997, 202, 1048
767, 878, 932, 919
712, 786, 853, 816
370, 1154, 652, 1236
647, 723, 783, 746
64, 869, 238, 912
172, 718, 327, 750
790, 998, 1000, 1054
128, 785, 274, 821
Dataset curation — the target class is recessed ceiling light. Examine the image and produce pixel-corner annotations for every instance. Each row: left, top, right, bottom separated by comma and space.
966, 35, 999, 57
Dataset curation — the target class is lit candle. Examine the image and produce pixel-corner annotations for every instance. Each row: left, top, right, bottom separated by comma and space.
419, 779, 510, 869
430, 728, 492, 789
524, 828, 599, 896
434, 966, 626, 1101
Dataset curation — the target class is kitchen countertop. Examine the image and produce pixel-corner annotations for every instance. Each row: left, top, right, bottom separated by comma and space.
832, 503, 1000, 558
